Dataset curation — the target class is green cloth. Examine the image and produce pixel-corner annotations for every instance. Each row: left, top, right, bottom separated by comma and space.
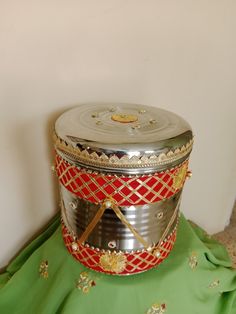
0, 214, 235, 314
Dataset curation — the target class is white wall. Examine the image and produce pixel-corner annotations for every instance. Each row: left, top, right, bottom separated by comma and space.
1, 0, 236, 267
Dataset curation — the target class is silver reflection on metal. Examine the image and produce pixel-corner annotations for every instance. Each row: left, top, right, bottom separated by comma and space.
60, 184, 181, 252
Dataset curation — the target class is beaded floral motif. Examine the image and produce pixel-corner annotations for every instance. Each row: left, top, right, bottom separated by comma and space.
39, 260, 49, 279
76, 271, 96, 293
99, 252, 127, 273
146, 303, 167, 314
208, 279, 220, 289
189, 252, 198, 270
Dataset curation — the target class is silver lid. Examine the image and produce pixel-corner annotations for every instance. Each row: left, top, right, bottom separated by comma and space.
54, 103, 193, 174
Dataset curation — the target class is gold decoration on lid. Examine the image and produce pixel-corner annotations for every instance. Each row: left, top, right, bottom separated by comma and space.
111, 113, 138, 123
138, 109, 146, 114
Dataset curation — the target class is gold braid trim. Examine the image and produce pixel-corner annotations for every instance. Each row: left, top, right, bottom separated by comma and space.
61, 195, 179, 254
75, 196, 180, 252
77, 197, 150, 249
77, 200, 109, 245
157, 196, 181, 245
110, 201, 150, 249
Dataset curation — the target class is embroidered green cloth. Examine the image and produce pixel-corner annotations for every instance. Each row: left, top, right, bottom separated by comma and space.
0, 214, 235, 314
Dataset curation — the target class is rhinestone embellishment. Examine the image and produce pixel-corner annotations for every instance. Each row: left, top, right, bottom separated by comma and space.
108, 240, 116, 249
156, 212, 164, 220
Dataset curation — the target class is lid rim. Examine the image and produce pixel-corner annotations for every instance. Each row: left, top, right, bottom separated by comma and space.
53, 132, 193, 172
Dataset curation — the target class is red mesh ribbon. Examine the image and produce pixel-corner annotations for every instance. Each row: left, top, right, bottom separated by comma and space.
62, 221, 177, 275
55, 154, 188, 206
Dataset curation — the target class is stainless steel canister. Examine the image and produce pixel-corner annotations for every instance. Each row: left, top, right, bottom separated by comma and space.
53, 103, 193, 274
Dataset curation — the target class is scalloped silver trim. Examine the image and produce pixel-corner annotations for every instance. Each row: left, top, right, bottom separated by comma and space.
56, 151, 189, 178
53, 132, 193, 169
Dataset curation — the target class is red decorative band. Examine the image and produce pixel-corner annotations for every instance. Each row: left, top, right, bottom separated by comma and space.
55, 154, 188, 206
62, 221, 177, 275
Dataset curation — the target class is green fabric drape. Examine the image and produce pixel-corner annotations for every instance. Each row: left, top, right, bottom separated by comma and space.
0, 214, 235, 314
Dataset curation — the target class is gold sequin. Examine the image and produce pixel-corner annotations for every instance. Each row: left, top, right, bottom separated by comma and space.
76, 271, 96, 293
39, 260, 49, 279
99, 252, 127, 273
146, 303, 167, 314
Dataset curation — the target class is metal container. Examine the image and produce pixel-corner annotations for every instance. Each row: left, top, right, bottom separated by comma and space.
53, 103, 193, 275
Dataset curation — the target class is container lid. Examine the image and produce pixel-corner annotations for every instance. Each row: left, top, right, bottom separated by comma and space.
54, 103, 193, 174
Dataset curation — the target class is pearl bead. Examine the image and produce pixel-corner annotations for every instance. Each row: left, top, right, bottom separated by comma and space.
187, 170, 192, 178
155, 249, 161, 258
71, 242, 79, 251
105, 200, 112, 208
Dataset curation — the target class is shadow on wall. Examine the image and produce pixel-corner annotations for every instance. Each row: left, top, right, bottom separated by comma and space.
44, 103, 89, 209
44, 106, 68, 207
5, 106, 80, 256
1, 105, 83, 270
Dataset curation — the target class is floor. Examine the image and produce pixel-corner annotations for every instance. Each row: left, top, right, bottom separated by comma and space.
214, 203, 236, 268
